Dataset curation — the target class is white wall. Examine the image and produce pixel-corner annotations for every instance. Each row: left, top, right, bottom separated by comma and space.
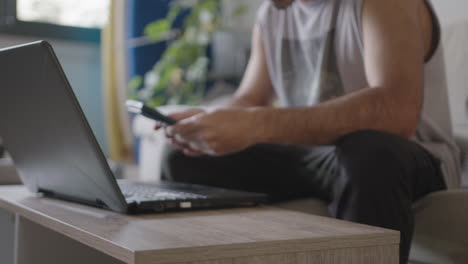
0, 35, 108, 154
431, 0, 468, 126
432, 0, 468, 26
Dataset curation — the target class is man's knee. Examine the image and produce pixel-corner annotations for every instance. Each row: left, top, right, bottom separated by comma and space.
331, 131, 415, 264
335, 130, 408, 194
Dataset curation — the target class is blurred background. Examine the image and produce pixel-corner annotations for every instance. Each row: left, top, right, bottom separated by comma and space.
0, 0, 467, 181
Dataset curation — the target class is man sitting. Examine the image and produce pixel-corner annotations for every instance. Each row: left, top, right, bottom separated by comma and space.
156, 0, 461, 263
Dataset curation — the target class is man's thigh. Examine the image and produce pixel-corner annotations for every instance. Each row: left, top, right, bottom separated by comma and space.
161, 144, 326, 202
161, 130, 446, 203
332, 130, 446, 203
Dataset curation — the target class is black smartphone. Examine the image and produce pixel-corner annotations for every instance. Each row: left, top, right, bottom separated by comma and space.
126, 100, 177, 125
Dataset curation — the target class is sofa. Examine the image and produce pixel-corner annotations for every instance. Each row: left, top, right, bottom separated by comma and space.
134, 21, 468, 264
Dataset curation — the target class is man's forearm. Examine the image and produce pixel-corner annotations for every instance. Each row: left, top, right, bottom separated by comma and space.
250, 87, 420, 146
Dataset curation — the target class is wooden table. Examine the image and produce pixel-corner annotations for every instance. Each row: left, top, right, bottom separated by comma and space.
0, 185, 400, 264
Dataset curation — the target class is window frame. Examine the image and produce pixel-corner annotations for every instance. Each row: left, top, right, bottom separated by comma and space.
0, 0, 101, 43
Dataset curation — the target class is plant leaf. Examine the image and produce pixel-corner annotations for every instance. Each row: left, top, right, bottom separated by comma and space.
232, 5, 247, 18
128, 75, 142, 91
144, 19, 171, 41
147, 96, 166, 108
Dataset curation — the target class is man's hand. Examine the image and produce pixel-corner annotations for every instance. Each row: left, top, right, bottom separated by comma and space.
165, 108, 260, 157
154, 108, 205, 130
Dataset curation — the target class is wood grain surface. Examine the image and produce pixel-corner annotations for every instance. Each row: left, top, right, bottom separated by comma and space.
0, 185, 399, 264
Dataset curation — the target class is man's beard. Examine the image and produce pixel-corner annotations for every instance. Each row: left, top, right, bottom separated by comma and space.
271, 0, 295, 9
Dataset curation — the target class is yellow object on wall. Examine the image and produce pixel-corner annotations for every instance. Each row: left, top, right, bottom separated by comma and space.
102, 0, 133, 161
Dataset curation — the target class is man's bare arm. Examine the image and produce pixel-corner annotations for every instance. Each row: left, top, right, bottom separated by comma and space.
225, 24, 275, 108
248, 0, 426, 146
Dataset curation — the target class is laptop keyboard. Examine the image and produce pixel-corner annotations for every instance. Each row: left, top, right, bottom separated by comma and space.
119, 182, 208, 202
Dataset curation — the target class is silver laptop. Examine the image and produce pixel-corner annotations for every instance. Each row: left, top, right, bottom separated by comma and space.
0, 41, 267, 214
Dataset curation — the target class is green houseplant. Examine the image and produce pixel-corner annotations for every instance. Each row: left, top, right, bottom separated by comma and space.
129, 0, 246, 108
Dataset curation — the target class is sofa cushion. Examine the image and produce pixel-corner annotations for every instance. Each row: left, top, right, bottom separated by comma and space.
411, 190, 468, 264
443, 22, 468, 127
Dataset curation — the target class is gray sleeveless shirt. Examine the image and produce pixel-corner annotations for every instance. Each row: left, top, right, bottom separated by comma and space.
257, 0, 461, 188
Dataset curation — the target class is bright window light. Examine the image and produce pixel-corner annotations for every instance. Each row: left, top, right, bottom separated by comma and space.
17, 0, 110, 29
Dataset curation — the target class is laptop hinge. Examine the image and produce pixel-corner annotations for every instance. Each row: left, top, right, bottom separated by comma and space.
38, 188, 110, 210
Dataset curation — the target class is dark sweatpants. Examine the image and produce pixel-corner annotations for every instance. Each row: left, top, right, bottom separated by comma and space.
161, 130, 446, 264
